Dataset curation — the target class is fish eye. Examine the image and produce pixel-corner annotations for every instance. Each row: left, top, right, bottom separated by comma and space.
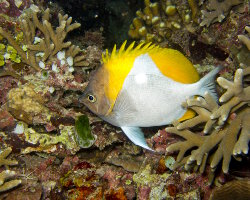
87, 94, 96, 103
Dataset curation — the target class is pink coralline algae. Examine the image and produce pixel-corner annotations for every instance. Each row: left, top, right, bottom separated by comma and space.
138, 186, 151, 200
0, 110, 15, 130
0, 76, 18, 105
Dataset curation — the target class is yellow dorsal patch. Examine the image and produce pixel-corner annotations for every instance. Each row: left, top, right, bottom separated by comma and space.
102, 41, 200, 115
149, 49, 199, 84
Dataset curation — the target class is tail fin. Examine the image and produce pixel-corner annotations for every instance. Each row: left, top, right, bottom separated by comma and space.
196, 66, 222, 100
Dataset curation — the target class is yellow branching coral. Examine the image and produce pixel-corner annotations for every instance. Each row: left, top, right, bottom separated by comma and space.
166, 67, 250, 179
0, 8, 86, 70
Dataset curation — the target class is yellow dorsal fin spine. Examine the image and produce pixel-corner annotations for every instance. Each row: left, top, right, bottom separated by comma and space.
105, 49, 109, 62
134, 42, 145, 51
124, 41, 135, 55
142, 42, 152, 50
102, 53, 106, 63
111, 44, 116, 59
102, 41, 159, 64
147, 44, 157, 50
118, 40, 127, 56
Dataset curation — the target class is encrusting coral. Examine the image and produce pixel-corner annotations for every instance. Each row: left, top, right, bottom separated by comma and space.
21, 124, 80, 154
6, 84, 51, 124
209, 179, 250, 200
0, 147, 21, 193
166, 67, 250, 180
0, 8, 86, 70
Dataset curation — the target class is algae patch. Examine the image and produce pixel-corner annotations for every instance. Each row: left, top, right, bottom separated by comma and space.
75, 115, 96, 148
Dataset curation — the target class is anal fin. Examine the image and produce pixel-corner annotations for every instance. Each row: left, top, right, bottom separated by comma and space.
121, 126, 154, 151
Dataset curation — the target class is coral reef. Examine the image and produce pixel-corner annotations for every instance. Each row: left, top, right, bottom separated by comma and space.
0, 7, 86, 70
166, 67, 250, 180
0, 1, 249, 199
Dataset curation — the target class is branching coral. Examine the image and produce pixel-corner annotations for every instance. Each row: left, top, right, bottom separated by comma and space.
0, 170, 22, 192
0, 8, 86, 70
200, 0, 244, 27
0, 147, 18, 167
0, 147, 21, 193
238, 26, 250, 51
166, 67, 250, 177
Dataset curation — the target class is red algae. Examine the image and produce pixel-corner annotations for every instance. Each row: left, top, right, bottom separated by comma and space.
105, 187, 127, 200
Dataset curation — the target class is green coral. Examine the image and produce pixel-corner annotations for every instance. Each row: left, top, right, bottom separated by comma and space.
74, 115, 96, 148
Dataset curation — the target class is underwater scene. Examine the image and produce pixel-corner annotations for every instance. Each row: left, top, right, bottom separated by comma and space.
0, 0, 249, 199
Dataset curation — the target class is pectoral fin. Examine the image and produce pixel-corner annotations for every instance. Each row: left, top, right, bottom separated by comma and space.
121, 126, 154, 151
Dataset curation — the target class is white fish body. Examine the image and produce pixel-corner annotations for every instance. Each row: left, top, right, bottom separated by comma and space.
101, 54, 221, 150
